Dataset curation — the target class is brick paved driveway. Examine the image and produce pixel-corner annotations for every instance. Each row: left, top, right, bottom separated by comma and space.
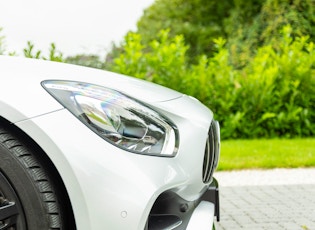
214, 169, 315, 230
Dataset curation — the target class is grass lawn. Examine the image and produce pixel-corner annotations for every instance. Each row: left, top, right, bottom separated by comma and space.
217, 138, 315, 171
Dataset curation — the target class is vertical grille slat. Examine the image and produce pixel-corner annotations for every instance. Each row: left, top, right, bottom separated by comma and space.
202, 120, 220, 183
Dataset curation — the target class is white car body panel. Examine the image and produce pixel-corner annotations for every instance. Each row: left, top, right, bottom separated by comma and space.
0, 56, 182, 122
0, 56, 219, 229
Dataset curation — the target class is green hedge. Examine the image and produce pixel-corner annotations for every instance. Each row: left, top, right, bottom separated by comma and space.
111, 26, 315, 139
3, 25, 314, 139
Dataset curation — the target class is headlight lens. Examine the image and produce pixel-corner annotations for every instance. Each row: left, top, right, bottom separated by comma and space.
42, 80, 179, 157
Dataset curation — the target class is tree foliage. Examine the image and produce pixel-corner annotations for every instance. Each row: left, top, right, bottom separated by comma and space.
136, 0, 233, 60
135, 0, 315, 65
226, 0, 315, 67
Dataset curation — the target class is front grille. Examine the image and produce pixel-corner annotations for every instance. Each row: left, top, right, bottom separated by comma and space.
202, 120, 220, 183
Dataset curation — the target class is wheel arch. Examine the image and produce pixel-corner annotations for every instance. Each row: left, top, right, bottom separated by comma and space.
0, 115, 78, 229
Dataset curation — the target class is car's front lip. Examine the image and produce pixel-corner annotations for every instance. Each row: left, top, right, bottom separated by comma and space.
14, 93, 215, 230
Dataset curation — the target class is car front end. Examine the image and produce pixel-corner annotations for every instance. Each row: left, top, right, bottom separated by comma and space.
0, 56, 220, 230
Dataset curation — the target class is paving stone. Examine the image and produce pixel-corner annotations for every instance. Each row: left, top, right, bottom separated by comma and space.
214, 169, 315, 230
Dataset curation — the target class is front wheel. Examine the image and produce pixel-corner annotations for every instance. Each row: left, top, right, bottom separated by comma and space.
0, 124, 73, 229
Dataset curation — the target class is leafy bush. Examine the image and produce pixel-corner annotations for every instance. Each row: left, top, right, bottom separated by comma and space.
66, 54, 105, 69
111, 26, 315, 139
232, 26, 315, 138
112, 30, 189, 90
23, 41, 64, 62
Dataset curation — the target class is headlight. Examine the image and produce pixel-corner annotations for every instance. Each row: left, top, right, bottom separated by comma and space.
42, 80, 179, 157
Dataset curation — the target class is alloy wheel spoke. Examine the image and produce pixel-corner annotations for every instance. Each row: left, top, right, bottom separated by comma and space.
0, 201, 18, 223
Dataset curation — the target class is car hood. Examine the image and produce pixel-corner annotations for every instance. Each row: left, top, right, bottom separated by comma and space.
0, 56, 183, 122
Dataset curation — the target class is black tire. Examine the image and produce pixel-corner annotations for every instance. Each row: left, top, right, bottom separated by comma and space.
0, 123, 74, 229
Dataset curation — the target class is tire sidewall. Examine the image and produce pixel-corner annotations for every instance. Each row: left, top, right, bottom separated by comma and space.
0, 143, 50, 229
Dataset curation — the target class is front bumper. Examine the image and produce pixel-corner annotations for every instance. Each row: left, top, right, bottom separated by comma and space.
146, 178, 219, 230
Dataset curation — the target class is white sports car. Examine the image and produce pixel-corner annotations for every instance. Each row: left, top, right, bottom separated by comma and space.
0, 56, 220, 230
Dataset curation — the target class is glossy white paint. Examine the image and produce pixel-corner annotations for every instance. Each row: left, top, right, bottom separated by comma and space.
0, 56, 182, 122
186, 201, 215, 230
0, 56, 216, 229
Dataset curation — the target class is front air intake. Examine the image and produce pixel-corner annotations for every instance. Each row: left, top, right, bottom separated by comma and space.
202, 120, 220, 183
